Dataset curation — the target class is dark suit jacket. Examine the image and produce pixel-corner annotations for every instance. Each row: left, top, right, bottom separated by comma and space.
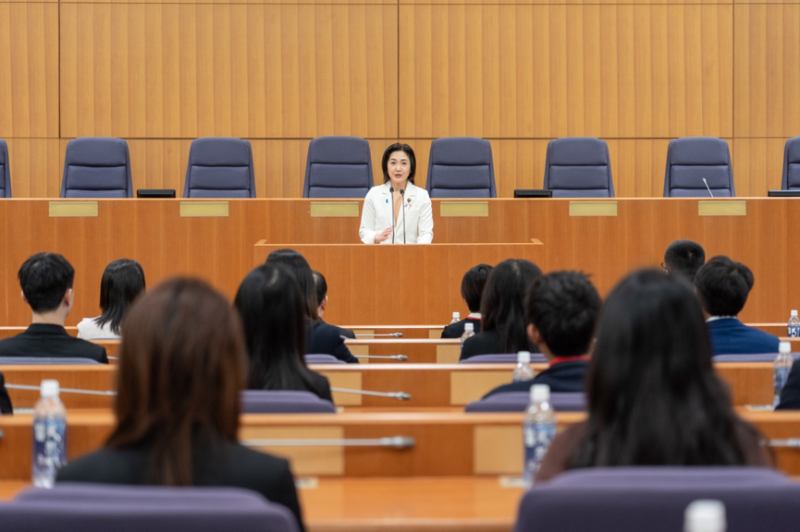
482, 360, 588, 398
251, 370, 333, 403
707, 318, 780, 356
459, 329, 540, 361
306, 320, 358, 363
777, 359, 800, 410
0, 373, 13, 414
320, 319, 355, 340
0, 324, 108, 363
441, 317, 482, 339
57, 440, 305, 531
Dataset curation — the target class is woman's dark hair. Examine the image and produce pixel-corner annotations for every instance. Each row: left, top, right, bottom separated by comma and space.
381, 143, 416, 184
107, 278, 245, 486
461, 264, 493, 313
94, 259, 146, 335
265, 249, 318, 320
234, 264, 321, 393
570, 269, 758, 469
480, 259, 543, 353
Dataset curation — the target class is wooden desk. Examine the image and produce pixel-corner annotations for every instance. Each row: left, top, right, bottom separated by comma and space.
0, 362, 776, 409
0, 198, 797, 326
0, 477, 522, 532
1, 411, 800, 481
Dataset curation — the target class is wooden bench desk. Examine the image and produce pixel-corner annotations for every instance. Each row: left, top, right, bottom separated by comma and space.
1, 411, 800, 481
0, 362, 777, 410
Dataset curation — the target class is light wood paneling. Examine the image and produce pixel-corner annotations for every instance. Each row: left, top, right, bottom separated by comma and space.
732, 138, 786, 196
734, 5, 800, 138
0, 3, 59, 138
400, 5, 732, 139
60, 4, 397, 139
4, 139, 62, 198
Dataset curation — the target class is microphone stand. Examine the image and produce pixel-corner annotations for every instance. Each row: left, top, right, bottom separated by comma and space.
400, 189, 406, 244
389, 186, 395, 243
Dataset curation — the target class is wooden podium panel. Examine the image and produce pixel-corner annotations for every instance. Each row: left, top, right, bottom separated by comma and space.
0, 198, 797, 326
254, 243, 543, 325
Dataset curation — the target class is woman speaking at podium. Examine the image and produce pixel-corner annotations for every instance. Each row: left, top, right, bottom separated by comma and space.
359, 143, 434, 244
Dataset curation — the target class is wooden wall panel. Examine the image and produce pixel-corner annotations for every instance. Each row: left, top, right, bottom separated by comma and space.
60, 4, 397, 139
5, 139, 62, 198
399, 5, 732, 139
734, 5, 800, 138
732, 138, 786, 196
0, 3, 59, 138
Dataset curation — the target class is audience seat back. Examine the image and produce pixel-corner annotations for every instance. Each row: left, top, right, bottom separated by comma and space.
241, 390, 336, 413
305, 354, 345, 364
458, 354, 548, 364
0, 357, 102, 365
465, 392, 586, 412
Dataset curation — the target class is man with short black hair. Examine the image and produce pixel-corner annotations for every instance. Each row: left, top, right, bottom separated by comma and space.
0, 253, 108, 363
483, 270, 600, 397
441, 264, 493, 338
694, 255, 779, 356
312, 270, 355, 339
663, 240, 706, 281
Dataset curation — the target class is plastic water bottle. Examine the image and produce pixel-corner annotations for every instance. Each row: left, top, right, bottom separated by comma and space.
788, 310, 800, 337
460, 322, 475, 348
32, 380, 67, 488
523, 384, 556, 488
684, 500, 726, 532
450, 312, 461, 325
512, 351, 535, 382
774, 341, 793, 407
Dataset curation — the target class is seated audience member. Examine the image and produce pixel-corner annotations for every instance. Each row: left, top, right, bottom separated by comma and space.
78, 258, 146, 340
0, 373, 13, 414
0, 253, 107, 363
266, 249, 358, 363
57, 278, 305, 531
663, 239, 706, 281
483, 271, 600, 397
312, 270, 355, 339
536, 270, 769, 483
777, 359, 800, 410
694, 256, 779, 355
441, 264, 493, 339
460, 259, 543, 360
235, 265, 333, 401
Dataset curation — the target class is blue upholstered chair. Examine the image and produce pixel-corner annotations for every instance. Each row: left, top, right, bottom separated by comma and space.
0, 140, 10, 198
184, 138, 255, 198
303, 137, 373, 198
61, 138, 133, 198
781, 137, 800, 190
426, 138, 497, 198
663, 137, 734, 197
240, 390, 336, 414
542, 138, 615, 198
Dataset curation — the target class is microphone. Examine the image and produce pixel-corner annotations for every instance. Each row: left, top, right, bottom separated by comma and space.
389, 186, 395, 243
702, 178, 714, 198
399, 189, 406, 244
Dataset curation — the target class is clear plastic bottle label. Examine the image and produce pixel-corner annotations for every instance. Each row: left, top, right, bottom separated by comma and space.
774, 367, 792, 405
788, 326, 800, 338
33, 418, 67, 485
523, 422, 556, 485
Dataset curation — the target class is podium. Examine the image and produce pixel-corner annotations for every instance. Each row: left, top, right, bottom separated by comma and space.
253, 242, 544, 325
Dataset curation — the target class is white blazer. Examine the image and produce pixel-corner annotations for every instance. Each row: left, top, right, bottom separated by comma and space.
359, 182, 434, 244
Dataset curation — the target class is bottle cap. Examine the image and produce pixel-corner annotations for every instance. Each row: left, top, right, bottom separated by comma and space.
453, 312, 460, 319
530, 384, 550, 403
780, 341, 791, 354
684, 500, 726, 532
464, 323, 474, 332
793, 310, 798, 317
517, 351, 531, 364
41, 380, 59, 398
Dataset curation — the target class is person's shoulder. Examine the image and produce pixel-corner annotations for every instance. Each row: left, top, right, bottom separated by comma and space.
366, 184, 387, 199
410, 183, 431, 201
483, 379, 533, 398
57, 447, 144, 483
223, 443, 293, 484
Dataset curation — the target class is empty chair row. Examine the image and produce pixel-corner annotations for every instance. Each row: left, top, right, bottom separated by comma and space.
3, 135, 800, 198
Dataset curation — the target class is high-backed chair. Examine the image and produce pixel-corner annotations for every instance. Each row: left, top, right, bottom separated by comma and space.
61, 138, 133, 198
515, 468, 798, 532
426, 138, 497, 198
781, 137, 800, 190
542, 138, 615, 198
240, 390, 336, 414
0, 140, 10, 198
663, 137, 734, 197
1, 484, 300, 532
303, 137, 373, 198
465, 392, 586, 412
184, 138, 255, 198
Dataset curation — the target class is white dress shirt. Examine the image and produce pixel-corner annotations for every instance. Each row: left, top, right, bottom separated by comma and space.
77, 317, 121, 340
359, 182, 434, 244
